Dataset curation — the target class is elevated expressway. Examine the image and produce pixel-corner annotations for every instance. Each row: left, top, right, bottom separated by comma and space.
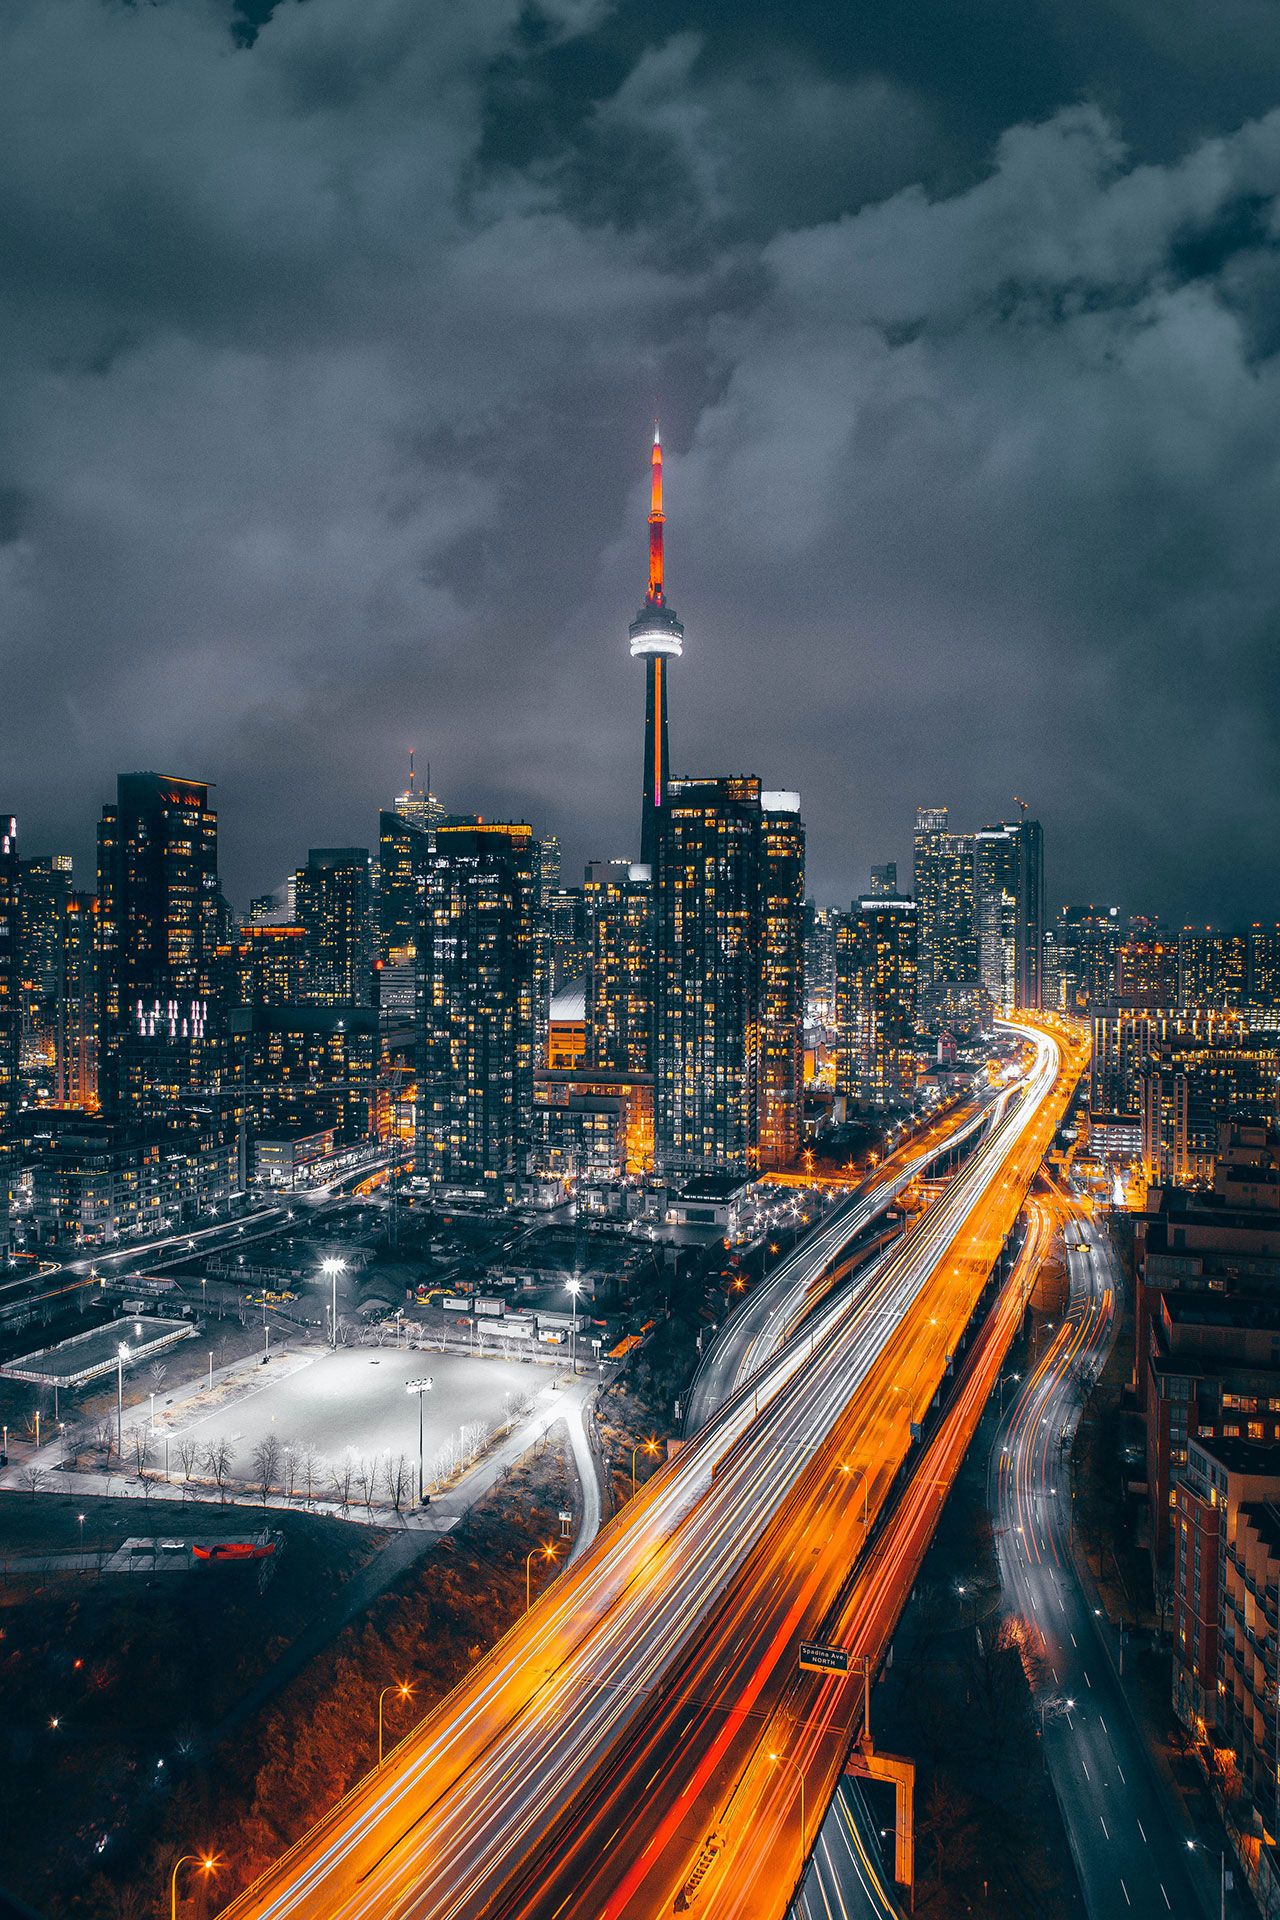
219, 1020, 1086, 1920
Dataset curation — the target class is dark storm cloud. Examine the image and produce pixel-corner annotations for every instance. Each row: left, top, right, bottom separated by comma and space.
1, 0, 1280, 921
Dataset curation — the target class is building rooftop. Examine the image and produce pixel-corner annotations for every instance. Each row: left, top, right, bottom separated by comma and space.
1191, 1436, 1280, 1478
550, 982, 587, 1022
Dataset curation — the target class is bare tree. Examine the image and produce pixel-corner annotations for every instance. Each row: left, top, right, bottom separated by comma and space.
382, 1452, 413, 1514
355, 1456, 380, 1512
148, 1360, 168, 1391
299, 1442, 322, 1507
177, 1435, 202, 1483
128, 1424, 154, 1481
281, 1443, 298, 1499
330, 1454, 355, 1515
250, 1434, 282, 1506
94, 1414, 116, 1461
21, 1464, 46, 1498
203, 1436, 235, 1501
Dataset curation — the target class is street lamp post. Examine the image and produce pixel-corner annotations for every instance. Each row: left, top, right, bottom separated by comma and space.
169, 1852, 219, 1919
631, 1436, 660, 1496
116, 1344, 129, 1460
322, 1256, 347, 1350
768, 1749, 806, 1865
839, 1463, 869, 1529
377, 1681, 413, 1765
567, 1279, 582, 1375
526, 1541, 558, 1610
406, 1377, 433, 1505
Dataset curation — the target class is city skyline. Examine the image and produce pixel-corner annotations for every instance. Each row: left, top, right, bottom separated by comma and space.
4, 5, 1280, 918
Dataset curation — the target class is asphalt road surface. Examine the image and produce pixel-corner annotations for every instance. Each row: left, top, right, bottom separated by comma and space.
214, 1022, 1077, 1920
992, 1208, 1235, 1920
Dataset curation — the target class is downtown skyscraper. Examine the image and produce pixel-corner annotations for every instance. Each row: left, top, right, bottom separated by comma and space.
914, 805, 1043, 1019
653, 779, 804, 1178
416, 821, 538, 1190
95, 772, 224, 1116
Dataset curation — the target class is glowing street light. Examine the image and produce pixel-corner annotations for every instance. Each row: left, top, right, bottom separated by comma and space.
526, 1541, 558, 1611
321, 1257, 347, 1349
631, 1436, 661, 1497
170, 1852, 220, 1918
377, 1681, 413, 1765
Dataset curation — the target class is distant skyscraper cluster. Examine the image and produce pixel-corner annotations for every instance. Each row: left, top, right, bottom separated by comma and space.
4, 427, 1279, 1256
0, 428, 810, 1253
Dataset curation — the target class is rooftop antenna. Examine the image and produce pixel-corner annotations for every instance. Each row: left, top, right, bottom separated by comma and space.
408, 748, 416, 795
1013, 795, 1029, 819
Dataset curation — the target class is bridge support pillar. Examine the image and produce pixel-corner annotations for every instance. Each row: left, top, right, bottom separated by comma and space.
846, 1741, 914, 1901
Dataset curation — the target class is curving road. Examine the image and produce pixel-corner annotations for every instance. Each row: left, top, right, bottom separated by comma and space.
993, 1202, 1235, 1920
217, 1024, 1079, 1920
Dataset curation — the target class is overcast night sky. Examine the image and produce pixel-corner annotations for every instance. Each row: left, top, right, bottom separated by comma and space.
3, 0, 1280, 920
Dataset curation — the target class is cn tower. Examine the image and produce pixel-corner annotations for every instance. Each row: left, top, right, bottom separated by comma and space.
629, 425, 684, 870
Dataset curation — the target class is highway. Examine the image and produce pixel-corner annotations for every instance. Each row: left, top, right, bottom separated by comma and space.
992, 1202, 1229, 1920
683, 1098, 994, 1435
217, 1021, 1082, 1920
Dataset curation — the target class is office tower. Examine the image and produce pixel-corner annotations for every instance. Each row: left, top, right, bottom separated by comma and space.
1012, 816, 1044, 1010
1249, 925, 1280, 1010
628, 427, 684, 871
913, 807, 976, 1017
96, 774, 222, 1117
833, 895, 919, 1107
394, 751, 447, 833
0, 819, 18, 1249
296, 848, 373, 1006
973, 826, 1019, 1014
416, 823, 537, 1188
584, 860, 653, 1074
653, 777, 805, 1178
378, 811, 433, 964
913, 808, 947, 993
55, 892, 98, 1109
229, 1005, 377, 1147
547, 886, 589, 993
868, 862, 897, 898
1177, 928, 1247, 1011
234, 923, 307, 1006
757, 795, 806, 1169
1049, 904, 1120, 1013
804, 902, 837, 1027
538, 836, 562, 908
1115, 930, 1179, 1008
1138, 1026, 1280, 1187
17, 853, 72, 1103
973, 818, 1043, 1015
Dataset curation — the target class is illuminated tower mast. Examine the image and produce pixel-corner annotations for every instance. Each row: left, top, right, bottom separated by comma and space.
629, 425, 684, 871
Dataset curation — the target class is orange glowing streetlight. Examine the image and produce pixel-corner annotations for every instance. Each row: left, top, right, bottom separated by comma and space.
631, 1436, 661, 1496
378, 1681, 414, 1764
526, 1540, 558, 1610
170, 1852, 220, 1918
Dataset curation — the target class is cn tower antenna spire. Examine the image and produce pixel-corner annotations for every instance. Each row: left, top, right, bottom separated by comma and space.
648, 420, 664, 605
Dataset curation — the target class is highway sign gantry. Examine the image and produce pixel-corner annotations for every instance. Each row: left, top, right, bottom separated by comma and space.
799, 1640, 850, 1674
